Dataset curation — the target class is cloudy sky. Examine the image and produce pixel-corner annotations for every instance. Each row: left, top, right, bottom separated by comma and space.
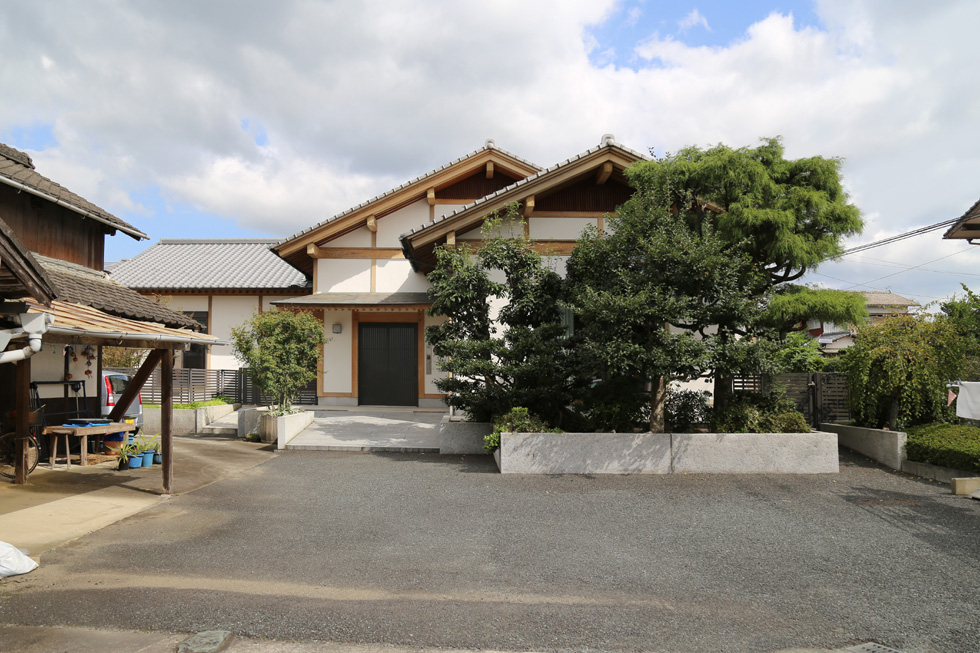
2, 0, 978, 307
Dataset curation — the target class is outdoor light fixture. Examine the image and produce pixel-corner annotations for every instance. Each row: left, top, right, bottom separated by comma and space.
332, 323, 342, 334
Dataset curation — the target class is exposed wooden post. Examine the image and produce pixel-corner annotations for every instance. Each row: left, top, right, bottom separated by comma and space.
107, 349, 163, 422
160, 348, 174, 495
446, 231, 456, 247
523, 196, 535, 218
596, 162, 613, 185
14, 357, 30, 485
306, 243, 323, 258
486, 162, 494, 179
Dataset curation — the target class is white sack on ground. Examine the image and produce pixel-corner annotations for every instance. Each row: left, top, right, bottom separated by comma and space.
0, 540, 38, 578
955, 382, 980, 420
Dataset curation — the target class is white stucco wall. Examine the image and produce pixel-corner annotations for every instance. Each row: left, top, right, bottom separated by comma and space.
321, 310, 353, 394
318, 259, 372, 292
31, 345, 98, 401
529, 217, 597, 240
377, 200, 429, 247
376, 260, 430, 292
210, 296, 261, 369
166, 296, 209, 314
331, 230, 372, 247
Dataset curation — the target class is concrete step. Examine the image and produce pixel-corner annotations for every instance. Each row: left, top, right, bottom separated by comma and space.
199, 426, 238, 437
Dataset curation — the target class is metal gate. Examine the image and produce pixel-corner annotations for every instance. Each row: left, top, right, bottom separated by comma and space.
358, 323, 418, 406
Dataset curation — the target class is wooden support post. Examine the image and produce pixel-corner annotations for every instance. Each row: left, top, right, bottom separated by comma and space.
108, 349, 163, 422
14, 357, 30, 485
446, 231, 456, 247
523, 196, 535, 218
160, 348, 174, 495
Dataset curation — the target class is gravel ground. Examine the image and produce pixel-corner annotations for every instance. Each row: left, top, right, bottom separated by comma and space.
1, 448, 978, 652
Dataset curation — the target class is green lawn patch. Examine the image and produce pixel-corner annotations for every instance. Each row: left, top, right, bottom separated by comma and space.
144, 397, 233, 410
905, 423, 980, 473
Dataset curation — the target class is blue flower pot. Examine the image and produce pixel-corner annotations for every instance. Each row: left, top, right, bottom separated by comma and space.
127, 454, 143, 469
142, 451, 154, 467
153, 452, 162, 465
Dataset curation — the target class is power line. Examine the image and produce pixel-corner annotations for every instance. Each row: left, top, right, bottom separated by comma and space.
841, 218, 960, 255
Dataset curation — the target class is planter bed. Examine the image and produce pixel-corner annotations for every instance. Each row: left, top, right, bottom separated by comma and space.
497, 431, 839, 475
259, 410, 315, 449
144, 403, 239, 436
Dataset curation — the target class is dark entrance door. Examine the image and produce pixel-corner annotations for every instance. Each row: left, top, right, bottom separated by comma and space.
358, 323, 418, 406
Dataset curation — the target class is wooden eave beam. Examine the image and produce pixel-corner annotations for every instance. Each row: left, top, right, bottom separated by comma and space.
446, 231, 455, 246
596, 162, 613, 185
366, 215, 377, 232
427, 188, 436, 206
523, 196, 535, 218
486, 162, 494, 179
307, 243, 324, 258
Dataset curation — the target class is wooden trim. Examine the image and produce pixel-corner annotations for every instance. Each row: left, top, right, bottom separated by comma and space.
370, 233, 377, 292
427, 188, 436, 206
366, 214, 377, 232
307, 243, 323, 258
356, 312, 419, 323
527, 211, 614, 218
596, 161, 613, 185
523, 195, 535, 218
316, 309, 324, 398
423, 393, 448, 399
446, 231, 455, 246
206, 295, 213, 369
597, 215, 604, 235
532, 241, 576, 255
486, 161, 494, 179
320, 392, 355, 397
429, 198, 479, 205
257, 295, 263, 314
351, 312, 359, 398
311, 247, 404, 260
429, 203, 435, 222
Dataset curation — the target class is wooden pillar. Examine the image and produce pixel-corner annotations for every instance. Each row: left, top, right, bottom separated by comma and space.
14, 357, 30, 485
108, 349, 163, 422
160, 348, 174, 494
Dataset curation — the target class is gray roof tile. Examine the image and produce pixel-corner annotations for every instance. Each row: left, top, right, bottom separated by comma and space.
861, 290, 919, 307
0, 143, 147, 241
109, 239, 310, 290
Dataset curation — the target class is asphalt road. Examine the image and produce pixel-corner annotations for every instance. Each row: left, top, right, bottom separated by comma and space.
1, 449, 978, 652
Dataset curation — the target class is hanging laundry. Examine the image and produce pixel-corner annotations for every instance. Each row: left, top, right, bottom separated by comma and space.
955, 382, 980, 420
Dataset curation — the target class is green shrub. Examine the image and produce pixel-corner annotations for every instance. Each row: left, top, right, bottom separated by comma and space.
711, 389, 810, 433
665, 389, 710, 432
484, 407, 562, 453
906, 423, 980, 473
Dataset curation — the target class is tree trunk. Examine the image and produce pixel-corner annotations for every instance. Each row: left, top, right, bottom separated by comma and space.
650, 376, 666, 433
886, 396, 900, 431
713, 374, 733, 411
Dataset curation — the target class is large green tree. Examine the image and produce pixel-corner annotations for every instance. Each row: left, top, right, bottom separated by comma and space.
629, 137, 866, 400
565, 163, 765, 432
426, 211, 573, 425
941, 284, 980, 381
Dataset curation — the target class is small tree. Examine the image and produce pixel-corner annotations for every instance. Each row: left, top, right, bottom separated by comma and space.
839, 313, 965, 429
426, 209, 574, 425
941, 283, 980, 381
232, 309, 324, 414
770, 331, 825, 373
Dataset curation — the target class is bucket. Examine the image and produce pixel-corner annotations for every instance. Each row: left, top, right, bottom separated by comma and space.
142, 451, 154, 467
127, 454, 143, 469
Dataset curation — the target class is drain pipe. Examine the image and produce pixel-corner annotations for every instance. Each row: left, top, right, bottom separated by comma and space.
0, 313, 54, 365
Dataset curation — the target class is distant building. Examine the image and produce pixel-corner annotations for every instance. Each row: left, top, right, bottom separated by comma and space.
808, 290, 919, 355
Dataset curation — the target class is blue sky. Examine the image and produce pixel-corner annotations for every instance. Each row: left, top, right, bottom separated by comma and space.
2, 0, 978, 305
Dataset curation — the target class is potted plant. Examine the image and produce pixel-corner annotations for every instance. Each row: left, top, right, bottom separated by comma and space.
137, 435, 159, 468
124, 443, 143, 469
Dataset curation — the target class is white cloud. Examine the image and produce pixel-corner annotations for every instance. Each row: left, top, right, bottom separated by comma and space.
678, 9, 711, 32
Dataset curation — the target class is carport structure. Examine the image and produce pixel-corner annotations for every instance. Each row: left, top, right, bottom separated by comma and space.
0, 220, 220, 493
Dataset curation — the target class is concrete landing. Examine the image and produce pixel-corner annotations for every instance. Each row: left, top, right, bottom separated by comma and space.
286, 408, 446, 452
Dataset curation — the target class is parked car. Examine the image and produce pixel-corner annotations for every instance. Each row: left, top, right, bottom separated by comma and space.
100, 371, 144, 431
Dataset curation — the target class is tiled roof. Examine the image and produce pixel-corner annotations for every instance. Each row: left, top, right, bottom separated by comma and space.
0, 143, 147, 241
943, 196, 980, 239
0, 216, 57, 305
35, 254, 200, 330
276, 140, 540, 247
109, 239, 310, 290
400, 135, 648, 241
861, 291, 919, 308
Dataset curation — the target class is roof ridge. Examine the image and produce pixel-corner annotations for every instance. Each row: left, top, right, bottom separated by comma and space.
275, 142, 540, 247
158, 238, 279, 244
0, 143, 34, 168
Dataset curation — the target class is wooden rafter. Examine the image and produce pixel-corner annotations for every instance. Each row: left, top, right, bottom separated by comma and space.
426, 188, 436, 206
366, 215, 377, 232
486, 162, 494, 179
596, 162, 613, 185
523, 196, 535, 219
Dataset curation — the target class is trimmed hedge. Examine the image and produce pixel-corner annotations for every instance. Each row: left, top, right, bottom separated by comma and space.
905, 423, 980, 473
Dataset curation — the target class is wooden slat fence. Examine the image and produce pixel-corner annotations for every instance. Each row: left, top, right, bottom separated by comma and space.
106, 368, 317, 406
730, 372, 850, 427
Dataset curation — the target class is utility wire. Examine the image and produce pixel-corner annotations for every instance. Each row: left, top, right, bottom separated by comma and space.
841, 218, 959, 255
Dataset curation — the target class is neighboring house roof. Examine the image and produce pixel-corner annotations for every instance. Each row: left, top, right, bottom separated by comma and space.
861, 290, 919, 309
273, 140, 541, 275
35, 254, 200, 330
109, 239, 310, 291
943, 197, 980, 242
400, 135, 646, 268
817, 330, 854, 344
0, 216, 57, 305
0, 143, 147, 241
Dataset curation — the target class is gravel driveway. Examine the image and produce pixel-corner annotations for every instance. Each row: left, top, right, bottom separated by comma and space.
1, 448, 978, 652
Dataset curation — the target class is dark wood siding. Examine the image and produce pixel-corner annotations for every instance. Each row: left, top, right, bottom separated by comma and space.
436, 170, 520, 200
0, 184, 107, 269
536, 177, 632, 213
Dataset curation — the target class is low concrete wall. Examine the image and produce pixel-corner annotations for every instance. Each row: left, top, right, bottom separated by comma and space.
238, 407, 265, 439
820, 423, 906, 470
901, 459, 975, 485
144, 403, 238, 436
497, 431, 838, 475
439, 418, 492, 455
258, 411, 315, 449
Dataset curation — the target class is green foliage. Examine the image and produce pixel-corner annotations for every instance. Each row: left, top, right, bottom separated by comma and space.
766, 285, 867, 332
232, 309, 324, 414
565, 160, 766, 431
427, 207, 574, 425
906, 422, 980, 473
133, 435, 159, 454
711, 388, 810, 433
941, 284, 980, 381
145, 397, 232, 410
838, 314, 965, 429
665, 388, 711, 432
771, 331, 825, 373
484, 407, 562, 453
